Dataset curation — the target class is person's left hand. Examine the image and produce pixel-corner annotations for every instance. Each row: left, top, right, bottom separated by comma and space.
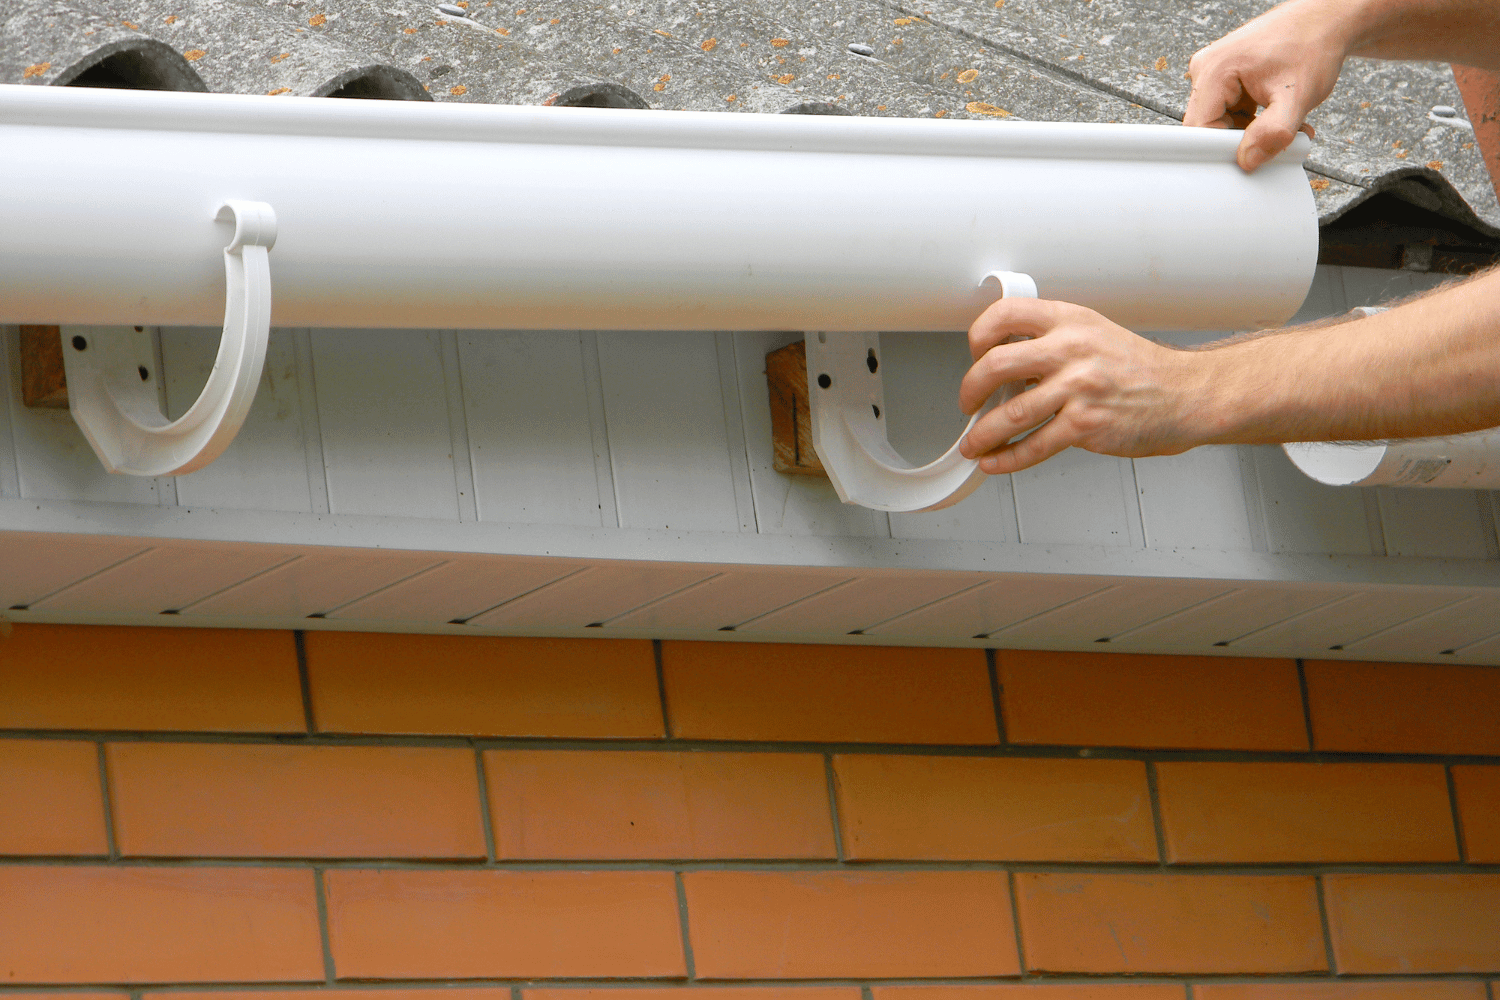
958, 297, 1204, 473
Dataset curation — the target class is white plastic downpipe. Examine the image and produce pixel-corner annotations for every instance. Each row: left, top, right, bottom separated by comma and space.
1283, 307, 1500, 489
0, 85, 1318, 506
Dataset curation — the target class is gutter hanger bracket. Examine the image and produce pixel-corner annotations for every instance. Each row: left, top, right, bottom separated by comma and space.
805, 271, 1034, 512
63, 200, 275, 477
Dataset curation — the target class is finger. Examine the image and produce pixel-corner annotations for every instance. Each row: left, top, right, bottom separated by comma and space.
968, 296, 1069, 361
959, 379, 1073, 456
1237, 97, 1307, 172
1183, 57, 1244, 128
973, 412, 1081, 475
1224, 92, 1258, 130
958, 341, 1054, 414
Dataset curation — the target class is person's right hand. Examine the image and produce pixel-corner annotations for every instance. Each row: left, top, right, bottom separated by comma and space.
1185, 0, 1354, 172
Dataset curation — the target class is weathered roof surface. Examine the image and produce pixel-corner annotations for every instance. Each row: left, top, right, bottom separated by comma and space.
5, 0, 1496, 234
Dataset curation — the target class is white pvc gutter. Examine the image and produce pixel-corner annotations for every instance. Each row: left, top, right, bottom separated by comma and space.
0, 85, 1317, 509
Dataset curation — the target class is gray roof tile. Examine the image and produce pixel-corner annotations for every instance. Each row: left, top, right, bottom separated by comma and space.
5, 0, 1496, 234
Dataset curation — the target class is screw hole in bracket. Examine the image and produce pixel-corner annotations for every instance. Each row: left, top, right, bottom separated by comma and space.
71, 335, 88, 351
866, 349, 879, 373
817, 373, 832, 389
138, 366, 150, 381
872, 404, 881, 419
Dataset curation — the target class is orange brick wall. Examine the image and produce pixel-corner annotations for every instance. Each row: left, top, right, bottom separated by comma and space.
1, 624, 1498, 998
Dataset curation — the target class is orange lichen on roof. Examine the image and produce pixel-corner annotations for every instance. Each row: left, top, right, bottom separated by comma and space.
966, 101, 1009, 116
776, 73, 794, 84
22, 62, 50, 78
1154, 55, 1168, 71
183, 49, 206, 60
771, 37, 789, 47
958, 69, 978, 83
450, 84, 467, 95
267, 87, 291, 95
308, 13, 326, 26
1309, 177, 1330, 191
701, 37, 716, 51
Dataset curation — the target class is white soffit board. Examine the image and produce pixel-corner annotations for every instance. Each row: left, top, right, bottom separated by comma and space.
605, 568, 851, 632
465, 563, 718, 629
993, 579, 1229, 645
1230, 589, 1469, 651
1342, 593, 1500, 659
0, 534, 148, 609
1107, 586, 1347, 649
29, 543, 296, 615
180, 549, 443, 618
326, 557, 583, 623
735, 573, 989, 635
867, 576, 1109, 639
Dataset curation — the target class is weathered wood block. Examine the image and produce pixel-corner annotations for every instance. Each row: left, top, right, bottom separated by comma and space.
765, 340, 825, 477
19, 325, 68, 408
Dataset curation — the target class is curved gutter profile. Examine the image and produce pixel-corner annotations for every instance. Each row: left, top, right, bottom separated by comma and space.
0, 85, 1317, 503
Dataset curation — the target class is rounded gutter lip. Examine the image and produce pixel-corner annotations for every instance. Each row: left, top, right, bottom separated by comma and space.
0, 83, 1313, 165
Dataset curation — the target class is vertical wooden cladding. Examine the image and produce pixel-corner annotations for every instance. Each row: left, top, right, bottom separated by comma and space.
19, 325, 67, 408
766, 339, 824, 476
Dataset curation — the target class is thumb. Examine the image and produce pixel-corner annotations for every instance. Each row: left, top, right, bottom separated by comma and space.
1237, 98, 1307, 172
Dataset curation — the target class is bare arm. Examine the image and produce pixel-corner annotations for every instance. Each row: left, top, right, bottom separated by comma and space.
957, 268, 1500, 475
1185, 0, 1500, 172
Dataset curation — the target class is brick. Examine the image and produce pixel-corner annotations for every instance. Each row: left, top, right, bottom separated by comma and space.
325, 868, 684, 978
109, 742, 486, 858
1195, 985, 1487, 1000
156, 992, 514, 1000
834, 754, 1155, 861
1156, 762, 1457, 863
530, 991, 862, 1000
0, 866, 322, 982
1014, 872, 1325, 974
0, 739, 107, 855
661, 642, 996, 743
486, 749, 834, 859
1452, 765, 1500, 863
1304, 660, 1500, 755
1324, 873, 1500, 973
683, 870, 1018, 978
875, 988, 1187, 1000
0, 624, 303, 732
998, 651, 1306, 751
305, 632, 662, 737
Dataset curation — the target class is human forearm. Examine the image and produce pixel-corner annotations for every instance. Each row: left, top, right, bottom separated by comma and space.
1341, 0, 1500, 68
1184, 268, 1500, 444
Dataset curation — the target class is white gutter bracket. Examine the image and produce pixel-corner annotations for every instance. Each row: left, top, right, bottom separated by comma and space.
806, 271, 1035, 512
62, 200, 276, 477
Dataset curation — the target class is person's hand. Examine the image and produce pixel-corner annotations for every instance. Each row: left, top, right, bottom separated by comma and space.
957, 299, 1203, 474
1184, 0, 1355, 171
